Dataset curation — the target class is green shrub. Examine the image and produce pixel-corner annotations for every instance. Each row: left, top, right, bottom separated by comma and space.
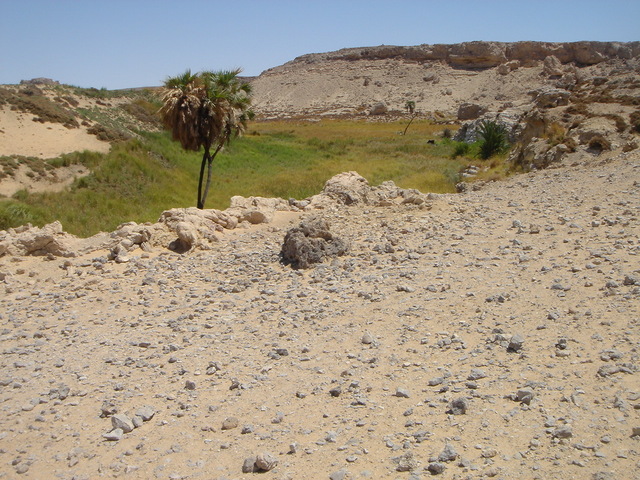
451, 142, 470, 158
477, 120, 509, 159
0, 202, 34, 230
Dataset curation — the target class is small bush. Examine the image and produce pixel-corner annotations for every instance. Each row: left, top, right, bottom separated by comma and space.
477, 120, 509, 159
451, 142, 470, 158
0, 202, 34, 230
544, 122, 567, 146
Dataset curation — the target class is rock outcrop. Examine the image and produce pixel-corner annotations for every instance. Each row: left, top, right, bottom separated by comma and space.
0, 172, 431, 261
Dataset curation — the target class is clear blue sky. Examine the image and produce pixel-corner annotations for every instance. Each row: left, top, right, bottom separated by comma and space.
1, 0, 638, 89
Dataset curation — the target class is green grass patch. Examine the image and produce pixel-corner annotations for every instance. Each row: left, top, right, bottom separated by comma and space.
1, 119, 512, 237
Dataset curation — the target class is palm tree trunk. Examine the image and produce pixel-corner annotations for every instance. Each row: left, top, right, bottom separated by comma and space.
197, 148, 210, 209
199, 143, 224, 209
402, 114, 417, 136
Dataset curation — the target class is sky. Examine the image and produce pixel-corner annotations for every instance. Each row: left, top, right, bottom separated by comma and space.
1, 0, 638, 90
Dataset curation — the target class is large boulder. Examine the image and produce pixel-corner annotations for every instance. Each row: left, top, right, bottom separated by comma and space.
281, 216, 349, 269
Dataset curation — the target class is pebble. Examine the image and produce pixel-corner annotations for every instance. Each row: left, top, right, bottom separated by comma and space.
222, 417, 239, 430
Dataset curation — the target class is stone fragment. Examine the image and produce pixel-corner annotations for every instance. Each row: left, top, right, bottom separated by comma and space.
242, 456, 258, 473
507, 334, 524, 352
516, 388, 535, 405
330, 469, 348, 480
103, 428, 124, 441
447, 397, 468, 415
135, 405, 155, 422
222, 417, 239, 430
552, 425, 573, 439
111, 414, 135, 433
438, 443, 458, 462
467, 369, 487, 381
255, 452, 278, 471
427, 462, 446, 474
395, 387, 411, 398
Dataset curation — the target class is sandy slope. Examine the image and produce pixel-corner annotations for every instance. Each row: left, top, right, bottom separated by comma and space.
0, 148, 638, 479
0, 107, 110, 159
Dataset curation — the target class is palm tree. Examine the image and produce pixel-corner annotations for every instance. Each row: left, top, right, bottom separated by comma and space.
160, 69, 254, 209
402, 100, 417, 135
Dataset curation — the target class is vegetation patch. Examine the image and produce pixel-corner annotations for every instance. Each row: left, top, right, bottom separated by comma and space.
0, 86, 79, 128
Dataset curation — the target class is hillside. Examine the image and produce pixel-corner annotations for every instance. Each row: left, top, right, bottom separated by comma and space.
250, 41, 640, 119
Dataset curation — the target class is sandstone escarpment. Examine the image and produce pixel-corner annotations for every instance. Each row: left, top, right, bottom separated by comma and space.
251, 41, 640, 119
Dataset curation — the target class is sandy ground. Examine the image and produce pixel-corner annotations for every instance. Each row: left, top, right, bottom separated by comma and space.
0, 107, 110, 159
0, 148, 638, 479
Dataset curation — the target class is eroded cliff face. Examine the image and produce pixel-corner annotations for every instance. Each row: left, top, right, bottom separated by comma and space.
306, 41, 640, 68
250, 41, 640, 119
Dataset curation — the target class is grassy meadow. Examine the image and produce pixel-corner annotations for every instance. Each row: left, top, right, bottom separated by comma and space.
0, 118, 507, 237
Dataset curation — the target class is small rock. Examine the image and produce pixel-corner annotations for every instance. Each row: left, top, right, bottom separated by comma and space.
552, 425, 573, 439
517, 388, 535, 405
508, 334, 524, 352
329, 469, 348, 480
438, 443, 458, 462
395, 387, 411, 398
184, 380, 196, 390
467, 369, 487, 381
103, 428, 124, 441
242, 456, 258, 473
427, 462, 446, 474
329, 386, 342, 397
361, 332, 374, 345
447, 397, 468, 415
255, 452, 278, 471
132, 415, 144, 428
111, 414, 135, 433
222, 417, 239, 430
135, 405, 155, 421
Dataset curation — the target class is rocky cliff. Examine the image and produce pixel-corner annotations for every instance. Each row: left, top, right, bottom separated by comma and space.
250, 41, 640, 119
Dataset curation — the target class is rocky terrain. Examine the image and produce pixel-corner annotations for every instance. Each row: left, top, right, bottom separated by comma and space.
251, 41, 640, 118
0, 41, 639, 479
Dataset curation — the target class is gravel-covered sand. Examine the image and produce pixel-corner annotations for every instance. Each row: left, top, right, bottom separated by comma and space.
1, 148, 638, 479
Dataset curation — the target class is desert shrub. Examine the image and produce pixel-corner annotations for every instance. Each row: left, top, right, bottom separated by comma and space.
451, 142, 470, 158
602, 114, 627, 133
442, 128, 452, 139
87, 124, 131, 142
0, 87, 79, 128
477, 120, 509, 159
545, 122, 567, 146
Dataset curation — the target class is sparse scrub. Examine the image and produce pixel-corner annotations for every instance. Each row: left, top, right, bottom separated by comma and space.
544, 122, 567, 146
0, 86, 79, 128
